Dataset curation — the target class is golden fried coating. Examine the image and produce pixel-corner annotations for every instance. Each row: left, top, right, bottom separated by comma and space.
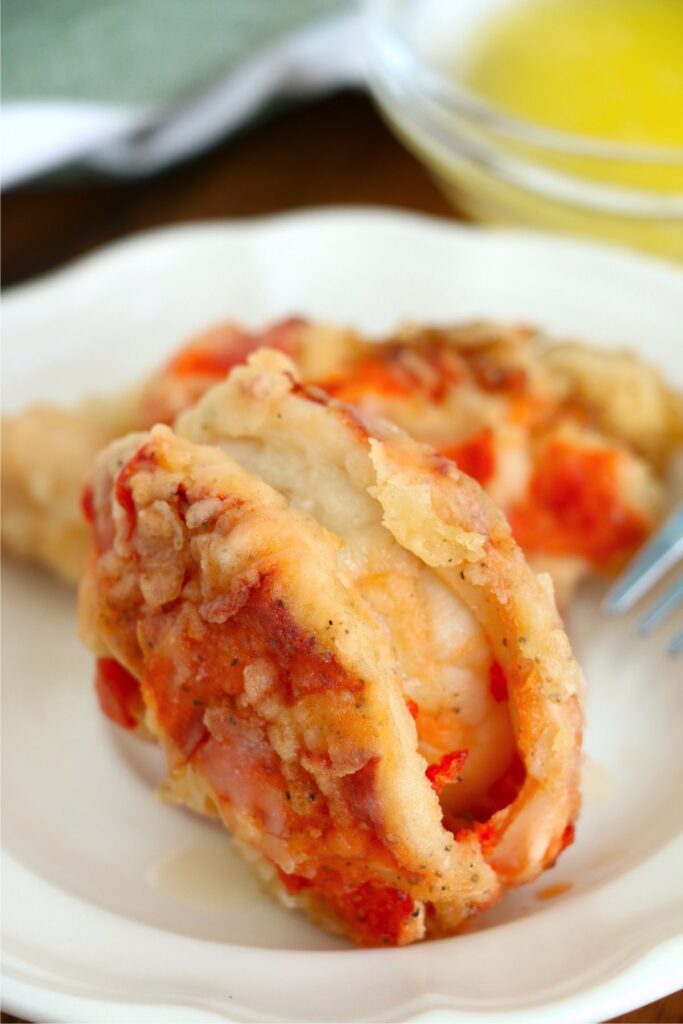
1, 394, 140, 582
2, 319, 349, 582
312, 323, 671, 600
81, 354, 582, 946
539, 341, 683, 467
4, 318, 678, 599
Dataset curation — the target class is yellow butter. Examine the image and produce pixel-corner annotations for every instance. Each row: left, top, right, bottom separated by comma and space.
460, 0, 683, 192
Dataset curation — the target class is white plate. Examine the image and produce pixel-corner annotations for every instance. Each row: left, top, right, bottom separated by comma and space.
3, 209, 683, 1024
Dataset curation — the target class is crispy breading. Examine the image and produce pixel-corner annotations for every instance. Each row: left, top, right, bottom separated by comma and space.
81, 354, 582, 945
539, 341, 683, 466
3, 319, 678, 596
1, 395, 139, 582
2, 320, 355, 582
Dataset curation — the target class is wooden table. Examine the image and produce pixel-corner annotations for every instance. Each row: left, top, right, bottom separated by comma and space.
2, 89, 681, 1024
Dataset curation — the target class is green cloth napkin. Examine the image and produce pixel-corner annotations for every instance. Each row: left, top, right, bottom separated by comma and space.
2, 0, 359, 186
3, 0, 349, 105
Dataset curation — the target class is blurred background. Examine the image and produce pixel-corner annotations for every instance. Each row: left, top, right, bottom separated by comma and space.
1, 3, 682, 1021
3, 0, 682, 289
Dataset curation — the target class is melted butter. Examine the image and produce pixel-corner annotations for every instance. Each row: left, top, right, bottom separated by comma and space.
390, 0, 683, 258
536, 881, 573, 901
460, 0, 683, 154
147, 836, 262, 910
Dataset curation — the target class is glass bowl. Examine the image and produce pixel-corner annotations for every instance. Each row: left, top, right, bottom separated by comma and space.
364, 0, 683, 261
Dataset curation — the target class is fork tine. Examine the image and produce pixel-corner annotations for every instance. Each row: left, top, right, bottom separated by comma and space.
638, 577, 683, 634
668, 630, 683, 656
604, 504, 683, 614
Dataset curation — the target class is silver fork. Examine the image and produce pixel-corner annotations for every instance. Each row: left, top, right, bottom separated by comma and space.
604, 503, 683, 655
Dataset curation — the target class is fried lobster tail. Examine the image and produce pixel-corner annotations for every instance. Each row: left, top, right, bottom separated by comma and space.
313, 323, 670, 603
5, 317, 675, 598
2, 319, 359, 583
80, 352, 583, 946
1, 394, 141, 582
